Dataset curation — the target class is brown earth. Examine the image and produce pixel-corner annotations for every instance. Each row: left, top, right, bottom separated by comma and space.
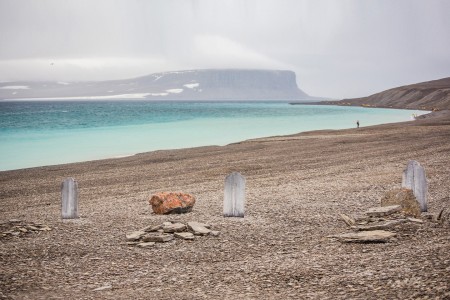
1, 111, 450, 299
320, 77, 450, 111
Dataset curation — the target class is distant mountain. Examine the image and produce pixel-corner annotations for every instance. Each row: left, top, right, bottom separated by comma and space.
320, 77, 450, 110
0, 69, 318, 101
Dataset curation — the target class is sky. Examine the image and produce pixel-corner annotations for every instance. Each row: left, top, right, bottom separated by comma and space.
0, 0, 449, 99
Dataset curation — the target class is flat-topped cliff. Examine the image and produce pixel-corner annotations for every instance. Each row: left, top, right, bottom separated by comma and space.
0, 69, 314, 101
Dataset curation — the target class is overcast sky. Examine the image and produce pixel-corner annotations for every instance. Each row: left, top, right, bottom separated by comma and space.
0, 0, 449, 98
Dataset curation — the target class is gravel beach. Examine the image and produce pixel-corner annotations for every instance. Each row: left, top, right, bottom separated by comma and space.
1, 110, 449, 299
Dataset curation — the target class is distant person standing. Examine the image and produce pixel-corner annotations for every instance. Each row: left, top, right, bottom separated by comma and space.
356, 120, 360, 128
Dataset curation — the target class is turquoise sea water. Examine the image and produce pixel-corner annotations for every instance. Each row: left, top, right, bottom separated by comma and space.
0, 101, 424, 171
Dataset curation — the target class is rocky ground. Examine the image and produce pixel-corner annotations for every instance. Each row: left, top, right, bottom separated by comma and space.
1, 111, 449, 299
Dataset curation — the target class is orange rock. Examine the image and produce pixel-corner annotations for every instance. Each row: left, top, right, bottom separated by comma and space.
149, 192, 195, 214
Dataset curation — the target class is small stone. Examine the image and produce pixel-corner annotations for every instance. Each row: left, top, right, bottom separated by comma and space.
210, 231, 221, 237
163, 222, 172, 226
365, 205, 402, 217
9, 219, 21, 223
18, 227, 28, 233
93, 284, 112, 291
142, 233, 174, 243
192, 222, 211, 229
421, 212, 434, 220
141, 224, 162, 232
174, 232, 195, 240
339, 214, 355, 227
328, 230, 396, 243
27, 225, 39, 231
187, 222, 211, 236
38, 226, 51, 231
126, 231, 146, 241
407, 217, 424, 224
163, 222, 186, 233
126, 242, 140, 246
137, 242, 156, 248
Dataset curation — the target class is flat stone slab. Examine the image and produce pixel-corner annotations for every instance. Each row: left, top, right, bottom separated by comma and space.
141, 224, 162, 232
174, 232, 195, 240
137, 242, 156, 248
365, 205, 402, 217
187, 221, 211, 236
163, 222, 187, 233
328, 230, 397, 243
126, 231, 146, 241
352, 219, 407, 231
142, 233, 174, 243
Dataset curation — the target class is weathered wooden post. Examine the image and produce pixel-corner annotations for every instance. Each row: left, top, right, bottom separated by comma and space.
402, 160, 427, 212
61, 178, 79, 219
223, 172, 245, 217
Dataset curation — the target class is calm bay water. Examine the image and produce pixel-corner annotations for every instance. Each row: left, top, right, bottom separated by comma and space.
0, 100, 423, 171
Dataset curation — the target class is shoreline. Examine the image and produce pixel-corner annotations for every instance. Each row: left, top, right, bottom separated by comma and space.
1, 106, 449, 299
0, 104, 433, 172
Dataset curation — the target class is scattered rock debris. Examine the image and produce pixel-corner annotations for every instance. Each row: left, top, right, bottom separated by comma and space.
331, 204, 448, 243
0, 219, 51, 239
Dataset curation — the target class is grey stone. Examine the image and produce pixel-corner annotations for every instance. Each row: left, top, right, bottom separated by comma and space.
174, 232, 195, 240
126, 231, 146, 241
141, 224, 162, 232
137, 242, 156, 248
187, 222, 211, 236
210, 231, 221, 237
339, 213, 355, 227
163, 222, 186, 233
93, 284, 112, 291
142, 233, 174, 243
407, 217, 424, 224
365, 205, 402, 217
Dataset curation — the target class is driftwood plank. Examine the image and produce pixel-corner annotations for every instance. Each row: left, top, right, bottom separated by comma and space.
61, 178, 79, 219
402, 160, 428, 212
223, 172, 245, 217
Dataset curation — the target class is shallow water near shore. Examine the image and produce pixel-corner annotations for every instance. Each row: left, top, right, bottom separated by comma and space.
0, 100, 424, 171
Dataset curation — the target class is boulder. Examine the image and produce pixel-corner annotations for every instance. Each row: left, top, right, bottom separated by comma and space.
380, 188, 421, 217
149, 192, 195, 215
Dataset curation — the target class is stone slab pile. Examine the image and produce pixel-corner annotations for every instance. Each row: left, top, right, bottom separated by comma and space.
329, 205, 423, 243
126, 221, 220, 248
1, 219, 51, 238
